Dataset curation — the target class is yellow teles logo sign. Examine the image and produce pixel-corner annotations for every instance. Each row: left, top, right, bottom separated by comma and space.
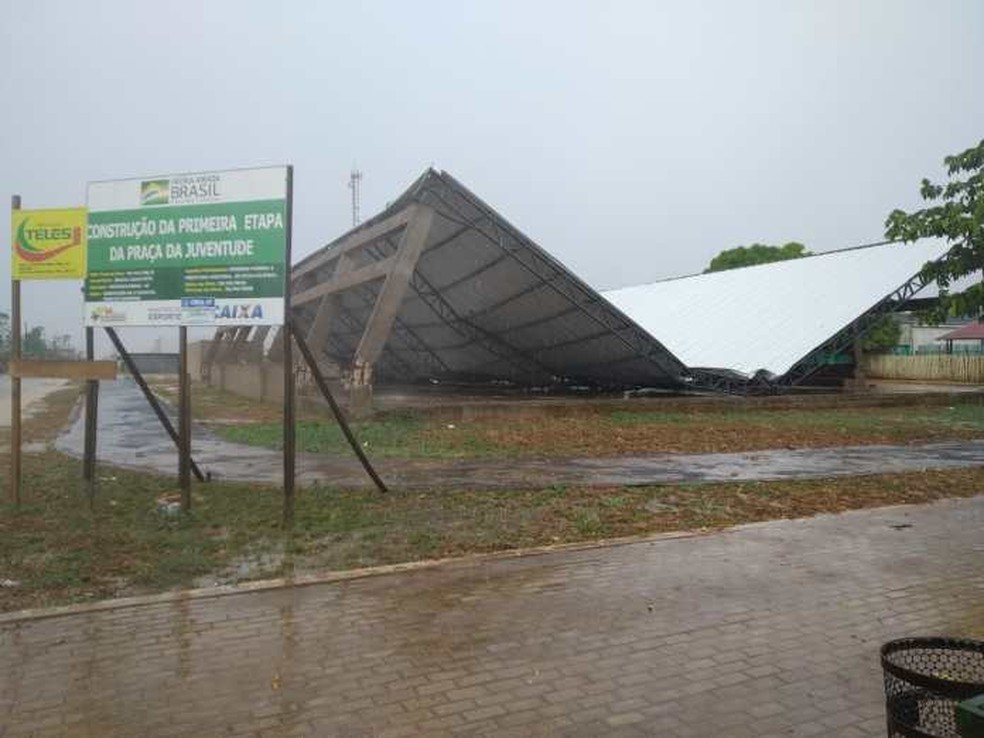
11, 208, 87, 280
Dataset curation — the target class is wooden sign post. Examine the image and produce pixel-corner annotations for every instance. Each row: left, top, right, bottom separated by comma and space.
8, 195, 109, 505
10, 195, 22, 505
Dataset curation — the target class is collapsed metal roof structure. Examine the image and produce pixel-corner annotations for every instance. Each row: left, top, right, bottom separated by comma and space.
604, 239, 951, 391
204, 169, 951, 396
288, 169, 688, 390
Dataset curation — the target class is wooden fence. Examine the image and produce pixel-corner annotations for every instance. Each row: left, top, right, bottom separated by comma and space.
862, 354, 984, 383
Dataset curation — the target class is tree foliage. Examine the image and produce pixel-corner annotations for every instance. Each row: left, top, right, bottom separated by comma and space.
704, 242, 811, 273
862, 315, 901, 352
885, 139, 984, 323
23, 326, 47, 357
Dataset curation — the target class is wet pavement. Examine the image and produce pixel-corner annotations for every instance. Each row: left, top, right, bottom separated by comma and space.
0, 376, 67, 427
2, 495, 982, 736
56, 378, 984, 489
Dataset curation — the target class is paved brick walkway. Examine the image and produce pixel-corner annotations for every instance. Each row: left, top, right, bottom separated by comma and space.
2, 497, 982, 737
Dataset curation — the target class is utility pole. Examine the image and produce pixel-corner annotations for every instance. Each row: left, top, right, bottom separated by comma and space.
348, 169, 362, 227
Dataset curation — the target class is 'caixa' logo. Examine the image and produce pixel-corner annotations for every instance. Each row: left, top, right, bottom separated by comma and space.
216, 304, 264, 320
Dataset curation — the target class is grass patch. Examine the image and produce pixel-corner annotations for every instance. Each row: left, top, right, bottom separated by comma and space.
216, 414, 508, 459
2, 381, 982, 614
213, 399, 984, 459
3, 439, 984, 614
609, 403, 984, 434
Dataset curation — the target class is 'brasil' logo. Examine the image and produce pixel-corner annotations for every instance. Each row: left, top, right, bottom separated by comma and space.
141, 180, 170, 206
14, 218, 83, 263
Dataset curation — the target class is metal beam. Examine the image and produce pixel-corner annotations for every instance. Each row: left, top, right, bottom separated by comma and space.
779, 270, 933, 389
407, 267, 557, 381
417, 176, 687, 383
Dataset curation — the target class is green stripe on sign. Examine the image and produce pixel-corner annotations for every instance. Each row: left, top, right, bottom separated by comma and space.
86, 199, 287, 271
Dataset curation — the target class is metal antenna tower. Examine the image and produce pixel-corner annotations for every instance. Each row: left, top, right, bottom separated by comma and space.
348, 168, 363, 226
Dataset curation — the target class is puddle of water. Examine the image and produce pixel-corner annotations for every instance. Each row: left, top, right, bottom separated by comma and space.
193, 546, 286, 588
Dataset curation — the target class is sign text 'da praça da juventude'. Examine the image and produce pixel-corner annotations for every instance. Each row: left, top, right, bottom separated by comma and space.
84, 166, 289, 327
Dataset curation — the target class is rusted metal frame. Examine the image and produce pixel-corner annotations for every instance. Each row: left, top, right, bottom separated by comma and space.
291, 205, 416, 283
105, 327, 206, 482
419, 178, 687, 383
778, 272, 930, 388
289, 317, 388, 494
352, 205, 436, 371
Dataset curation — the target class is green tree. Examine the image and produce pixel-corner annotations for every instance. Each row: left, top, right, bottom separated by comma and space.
704, 242, 811, 273
23, 326, 47, 357
885, 139, 984, 323
862, 315, 901, 352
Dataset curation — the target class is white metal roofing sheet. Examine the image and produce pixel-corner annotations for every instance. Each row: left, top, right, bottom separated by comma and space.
603, 240, 951, 378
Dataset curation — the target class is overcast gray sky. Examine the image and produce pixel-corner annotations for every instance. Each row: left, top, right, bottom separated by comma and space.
2, 0, 982, 351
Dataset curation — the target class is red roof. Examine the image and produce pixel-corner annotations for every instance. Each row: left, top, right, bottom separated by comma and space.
937, 322, 984, 341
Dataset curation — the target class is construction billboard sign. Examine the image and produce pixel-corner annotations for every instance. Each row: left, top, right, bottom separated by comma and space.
84, 166, 289, 327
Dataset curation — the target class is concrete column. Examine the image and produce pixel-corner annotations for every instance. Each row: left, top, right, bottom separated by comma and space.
349, 205, 434, 410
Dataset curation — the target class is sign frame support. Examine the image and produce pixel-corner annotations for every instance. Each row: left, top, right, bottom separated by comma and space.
104, 327, 206, 484
9, 195, 21, 505
282, 166, 295, 527
178, 326, 191, 510
288, 316, 387, 494
83, 327, 98, 507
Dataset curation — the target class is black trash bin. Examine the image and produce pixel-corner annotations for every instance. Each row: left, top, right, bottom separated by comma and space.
881, 637, 984, 737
